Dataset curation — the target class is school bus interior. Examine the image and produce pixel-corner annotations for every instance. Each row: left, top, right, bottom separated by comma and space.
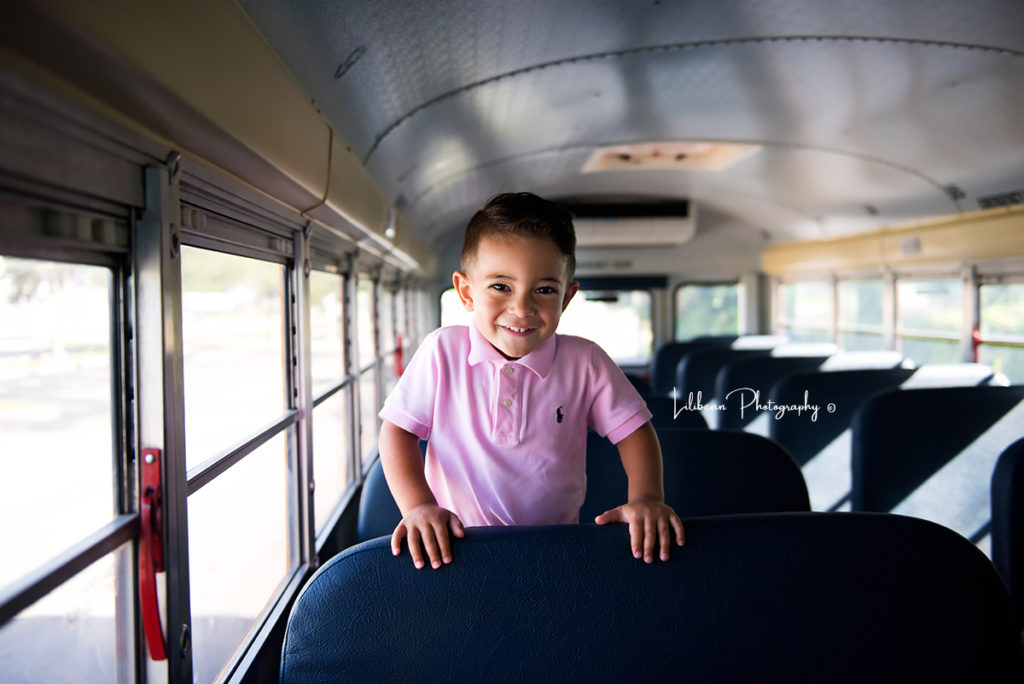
2, 1, 1024, 682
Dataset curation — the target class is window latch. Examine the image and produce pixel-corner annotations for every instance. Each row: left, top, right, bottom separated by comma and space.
140, 448, 167, 661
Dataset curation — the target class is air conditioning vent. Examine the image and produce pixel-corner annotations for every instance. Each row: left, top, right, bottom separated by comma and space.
565, 201, 696, 247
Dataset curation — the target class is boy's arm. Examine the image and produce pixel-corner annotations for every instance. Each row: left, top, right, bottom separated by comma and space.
594, 421, 685, 562
378, 420, 464, 569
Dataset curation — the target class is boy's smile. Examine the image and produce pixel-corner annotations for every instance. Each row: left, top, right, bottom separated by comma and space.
453, 234, 578, 360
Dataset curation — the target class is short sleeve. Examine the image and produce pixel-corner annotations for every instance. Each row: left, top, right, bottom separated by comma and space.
378, 329, 441, 440
585, 341, 652, 442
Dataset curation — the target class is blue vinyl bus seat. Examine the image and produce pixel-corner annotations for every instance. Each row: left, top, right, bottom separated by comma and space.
649, 339, 729, 396
992, 437, 1024, 633
769, 368, 918, 467
769, 368, 917, 510
770, 364, 1002, 512
356, 455, 403, 543
358, 400, 708, 542
578, 427, 809, 521
674, 347, 771, 404
281, 515, 1024, 683
851, 385, 1024, 549
623, 371, 653, 395
714, 354, 831, 430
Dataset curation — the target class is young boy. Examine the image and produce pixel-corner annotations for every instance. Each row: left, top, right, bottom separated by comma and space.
378, 192, 684, 569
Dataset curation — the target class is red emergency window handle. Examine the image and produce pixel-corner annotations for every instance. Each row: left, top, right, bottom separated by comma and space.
140, 448, 167, 661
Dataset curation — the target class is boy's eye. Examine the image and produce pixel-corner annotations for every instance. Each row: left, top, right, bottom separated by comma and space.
489, 283, 510, 292
535, 286, 558, 295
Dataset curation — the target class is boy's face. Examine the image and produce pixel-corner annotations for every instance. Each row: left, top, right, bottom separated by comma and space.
453, 234, 579, 360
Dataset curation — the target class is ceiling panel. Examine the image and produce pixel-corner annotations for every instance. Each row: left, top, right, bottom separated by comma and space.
239, 0, 1024, 247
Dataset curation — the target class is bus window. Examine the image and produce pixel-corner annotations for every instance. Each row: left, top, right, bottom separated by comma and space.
674, 283, 739, 340
379, 284, 398, 397
181, 247, 286, 467
309, 269, 352, 535
0, 256, 129, 681
0, 257, 115, 586
180, 246, 292, 680
310, 270, 346, 396
778, 281, 832, 343
356, 276, 379, 466
440, 288, 471, 327
187, 432, 289, 683
837, 279, 885, 350
979, 282, 1024, 382
0, 544, 131, 683
559, 290, 653, 366
896, 277, 963, 364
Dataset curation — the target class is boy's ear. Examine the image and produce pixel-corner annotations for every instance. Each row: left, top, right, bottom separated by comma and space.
452, 271, 475, 311
561, 280, 580, 312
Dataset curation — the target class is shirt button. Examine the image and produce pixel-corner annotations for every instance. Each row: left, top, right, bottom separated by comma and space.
502, 399, 512, 408
504, 366, 514, 375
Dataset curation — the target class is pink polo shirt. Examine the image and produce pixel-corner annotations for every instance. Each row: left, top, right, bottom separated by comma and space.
379, 324, 652, 526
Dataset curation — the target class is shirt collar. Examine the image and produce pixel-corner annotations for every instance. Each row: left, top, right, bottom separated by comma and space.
467, 323, 557, 378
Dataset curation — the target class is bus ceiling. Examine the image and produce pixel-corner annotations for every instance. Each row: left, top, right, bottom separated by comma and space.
3, 0, 1024, 274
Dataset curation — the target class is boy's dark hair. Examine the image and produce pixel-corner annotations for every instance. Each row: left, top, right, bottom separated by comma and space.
461, 192, 576, 279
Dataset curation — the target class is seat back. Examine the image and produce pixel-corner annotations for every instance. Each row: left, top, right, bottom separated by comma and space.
579, 428, 809, 521
649, 339, 728, 395
768, 367, 916, 511
623, 371, 653, 395
714, 354, 831, 430
992, 437, 1024, 632
675, 347, 771, 402
769, 368, 917, 467
770, 365, 1004, 512
851, 386, 1024, 543
281, 516, 1024, 683
356, 457, 403, 542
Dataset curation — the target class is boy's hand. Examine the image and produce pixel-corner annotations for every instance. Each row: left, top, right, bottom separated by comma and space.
594, 498, 685, 563
391, 504, 465, 569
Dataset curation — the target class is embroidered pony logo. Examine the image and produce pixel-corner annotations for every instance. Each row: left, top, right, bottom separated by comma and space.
556, 406, 564, 423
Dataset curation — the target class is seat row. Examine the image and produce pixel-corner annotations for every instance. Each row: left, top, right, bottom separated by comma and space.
282, 514, 1024, 681
356, 392, 1024, 635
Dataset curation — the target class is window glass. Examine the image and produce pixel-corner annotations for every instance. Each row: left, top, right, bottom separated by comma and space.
980, 283, 1024, 337
836, 331, 886, 351
0, 257, 115, 588
778, 281, 832, 342
837, 279, 885, 350
309, 270, 346, 395
675, 283, 739, 340
382, 351, 399, 398
0, 546, 131, 683
838, 280, 883, 327
188, 432, 289, 684
559, 290, 653, 365
895, 278, 962, 364
979, 344, 1024, 384
312, 390, 351, 535
181, 247, 285, 468
898, 337, 962, 365
379, 286, 395, 354
896, 278, 962, 335
440, 288, 471, 327
356, 277, 376, 368
979, 282, 1024, 382
359, 368, 379, 465
394, 289, 407, 340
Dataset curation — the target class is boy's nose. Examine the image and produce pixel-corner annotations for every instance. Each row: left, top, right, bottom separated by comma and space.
509, 292, 536, 316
